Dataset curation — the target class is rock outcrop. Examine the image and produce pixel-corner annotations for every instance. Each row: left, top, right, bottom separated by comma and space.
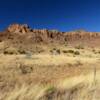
1, 23, 100, 47
7, 24, 32, 34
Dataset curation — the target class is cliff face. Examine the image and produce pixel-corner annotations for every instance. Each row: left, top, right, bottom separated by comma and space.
0, 24, 100, 47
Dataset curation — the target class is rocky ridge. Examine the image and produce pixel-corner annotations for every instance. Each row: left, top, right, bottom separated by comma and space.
5, 24, 100, 42
0, 23, 99, 48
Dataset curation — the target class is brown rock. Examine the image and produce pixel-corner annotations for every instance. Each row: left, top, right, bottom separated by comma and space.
7, 24, 31, 34
1, 24, 100, 48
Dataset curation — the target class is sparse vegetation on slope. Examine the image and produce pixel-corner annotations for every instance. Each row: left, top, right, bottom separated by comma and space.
0, 24, 100, 100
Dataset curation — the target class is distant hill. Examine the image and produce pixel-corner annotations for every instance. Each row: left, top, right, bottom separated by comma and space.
0, 23, 100, 53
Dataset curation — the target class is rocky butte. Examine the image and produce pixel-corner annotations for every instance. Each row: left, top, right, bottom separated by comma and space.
0, 23, 100, 48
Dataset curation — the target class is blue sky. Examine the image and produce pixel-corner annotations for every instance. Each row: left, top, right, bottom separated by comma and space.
0, 0, 100, 32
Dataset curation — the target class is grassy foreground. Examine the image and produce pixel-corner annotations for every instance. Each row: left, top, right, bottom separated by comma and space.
0, 47, 100, 100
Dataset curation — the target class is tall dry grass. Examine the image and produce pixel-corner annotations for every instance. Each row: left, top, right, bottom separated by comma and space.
0, 49, 100, 100
0, 71, 100, 100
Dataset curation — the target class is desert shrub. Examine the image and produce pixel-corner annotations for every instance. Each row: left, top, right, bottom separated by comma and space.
92, 49, 98, 54
35, 46, 45, 53
92, 49, 96, 52
18, 49, 26, 54
62, 50, 68, 53
19, 64, 33, 74
68, 50, 75, 53
93, 50, 100, 54
74, 51, 80, 55
62, 50, 74, 54
75, 45, 84, 49
3, 47, 18, 55
50, 48, 61, 55
45, 85, 56, 93
98, 51, 100, 54
62, 50, 80, 55
0, 40, 2, 42
56, 49, 60, 54
37, 49, 45, 53
67, 63, 74, 67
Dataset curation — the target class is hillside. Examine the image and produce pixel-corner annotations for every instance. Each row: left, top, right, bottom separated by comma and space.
0, 23, 99, 55
0, 24, 100, 100
1, 24, 100, 46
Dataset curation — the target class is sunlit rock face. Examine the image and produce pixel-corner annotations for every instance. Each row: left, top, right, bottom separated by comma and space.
0, 23, 100, 47
7, 24, 31, 34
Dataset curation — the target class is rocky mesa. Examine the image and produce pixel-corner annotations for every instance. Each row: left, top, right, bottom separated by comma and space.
0, 23, 100, 48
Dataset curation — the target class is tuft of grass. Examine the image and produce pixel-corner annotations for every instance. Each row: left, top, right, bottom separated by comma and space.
45, 85, 56, 93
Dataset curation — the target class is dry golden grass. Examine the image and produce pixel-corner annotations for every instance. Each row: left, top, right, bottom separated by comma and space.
0, 47, 100, 100
1, 71, 100, 100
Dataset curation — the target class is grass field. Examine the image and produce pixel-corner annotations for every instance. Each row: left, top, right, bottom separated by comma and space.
0, 46, 100, 100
